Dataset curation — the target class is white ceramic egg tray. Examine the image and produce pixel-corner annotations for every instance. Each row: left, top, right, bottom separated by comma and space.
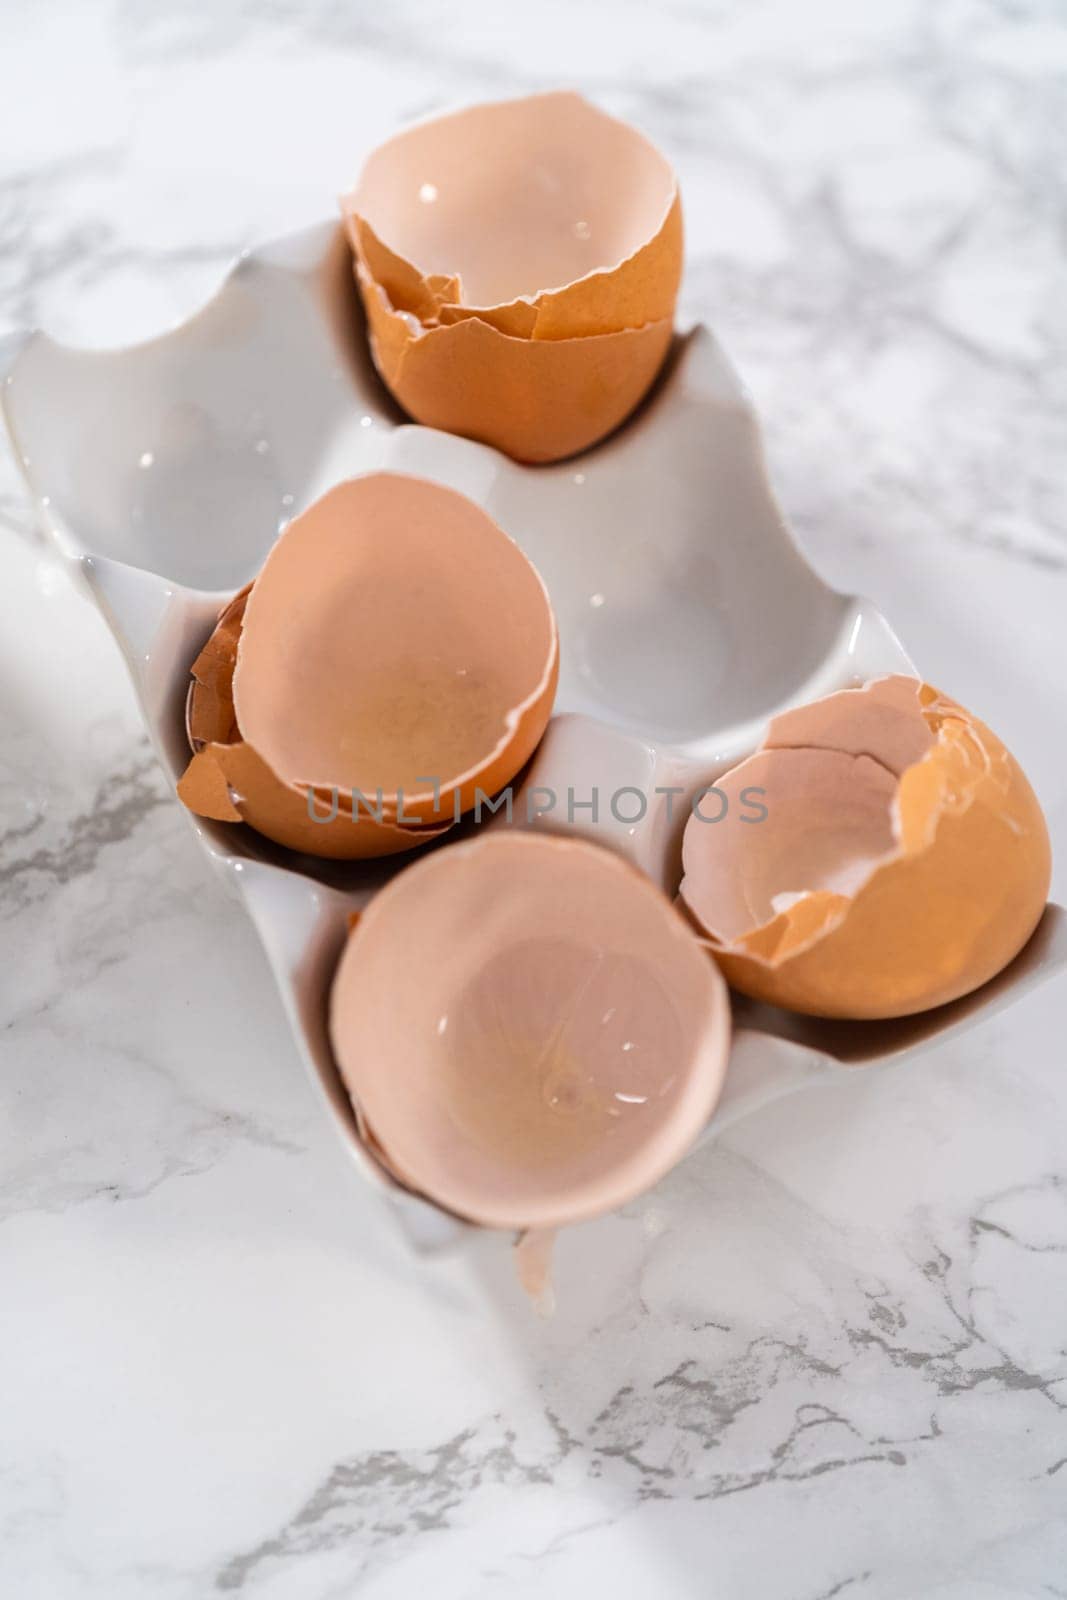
3, 221, 1064, 1251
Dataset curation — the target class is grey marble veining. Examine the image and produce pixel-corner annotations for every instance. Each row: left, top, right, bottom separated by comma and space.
1, 2, 1066, 1597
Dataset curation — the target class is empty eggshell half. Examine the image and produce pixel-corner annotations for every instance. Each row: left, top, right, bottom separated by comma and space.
178, 587, 447, 858
233, 474, 559, 826
679, 676, 1051, 1020
329, 832, 731, 1230
340, 91, 682, 461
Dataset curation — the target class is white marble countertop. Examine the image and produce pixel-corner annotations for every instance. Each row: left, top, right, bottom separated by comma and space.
2, 2, 1066, 1595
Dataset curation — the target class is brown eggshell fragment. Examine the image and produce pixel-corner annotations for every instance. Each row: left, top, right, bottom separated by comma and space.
178, 746, 243, 823
180, 738, 446, 859
234, 474, 558, 823
679, 676, 1052, 1020
360, 270, 674, 464
185, 584, 248, 748
329, 833, 731, 1230
349, 215, 463, 325
177, 585, 449, 860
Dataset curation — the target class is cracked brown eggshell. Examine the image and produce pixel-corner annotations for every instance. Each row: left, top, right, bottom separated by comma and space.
679, 676, 1051, 1020
232, 473, 558, 827
358, 268, 674, 464
177, 473, 557, 855
329, 832, 731, 1230
340, 91, 682, 462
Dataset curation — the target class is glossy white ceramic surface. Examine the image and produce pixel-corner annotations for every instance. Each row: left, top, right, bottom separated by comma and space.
3, 221, 1062, 1249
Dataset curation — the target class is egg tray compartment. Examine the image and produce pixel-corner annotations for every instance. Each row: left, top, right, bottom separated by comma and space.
3, 222, 1064, 1250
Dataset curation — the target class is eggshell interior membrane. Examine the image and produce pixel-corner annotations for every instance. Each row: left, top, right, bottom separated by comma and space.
329, 833, 731, 1230
679, 676, 1052, 1020
178, 586, 449, 859
233, 474, 559, 824
343, 90, 681, 337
